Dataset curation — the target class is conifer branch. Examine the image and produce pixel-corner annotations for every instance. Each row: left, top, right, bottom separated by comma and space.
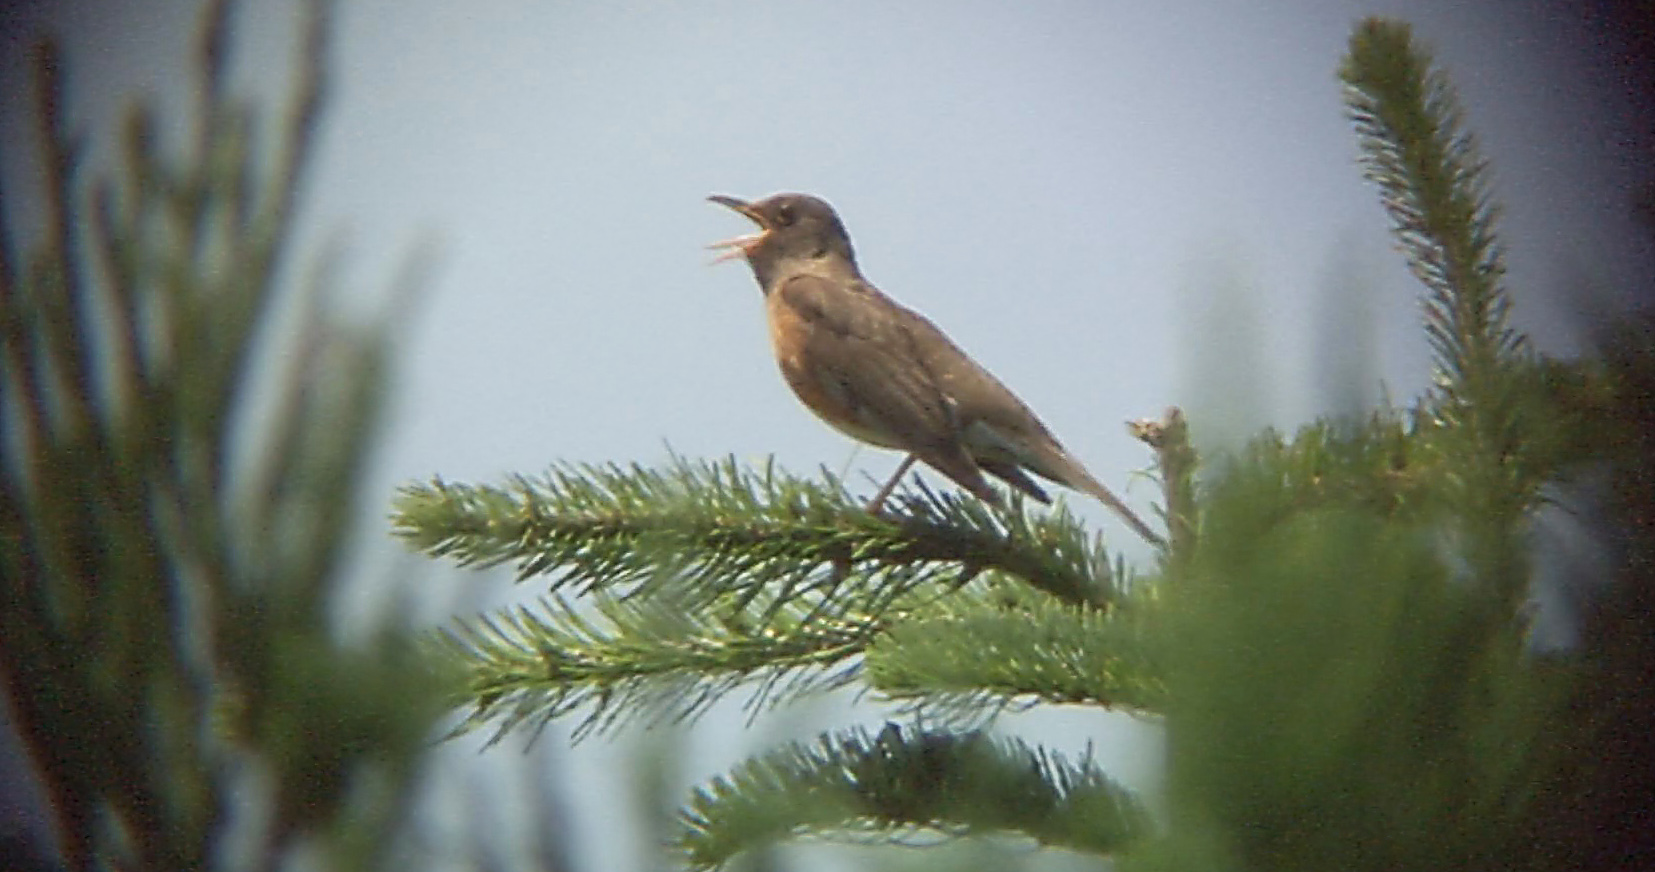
677, 723, 1152, 870
1131, 406, 1198, 568
433, 589, 877, 742
0, 2, 440, 867
394, 457, 1122, 611
1237, 413, 1444, 522
866, 584, 1164, 714
1341, 18, 1549, 618
437, 568, 1165, 743
1341, 18, 1526, 409
404, 460, 1156, 740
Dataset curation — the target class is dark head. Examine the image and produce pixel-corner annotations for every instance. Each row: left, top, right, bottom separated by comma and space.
707, 193, 859, 290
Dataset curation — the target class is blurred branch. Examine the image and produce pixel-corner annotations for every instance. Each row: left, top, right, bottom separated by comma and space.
0, 1, 441, 869
678, 723, 1152, 871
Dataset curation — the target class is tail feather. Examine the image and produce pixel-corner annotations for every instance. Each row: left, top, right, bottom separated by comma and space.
925, 436, 1164, 549
1074, 471, 1164, 547
1024, 444, 1165, 547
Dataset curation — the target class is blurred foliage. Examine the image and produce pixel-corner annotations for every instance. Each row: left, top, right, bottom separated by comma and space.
679, 723, 1151, 870
0, 1, 448, 869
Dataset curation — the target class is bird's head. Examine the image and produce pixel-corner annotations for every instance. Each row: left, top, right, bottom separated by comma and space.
707, 193, 858, 289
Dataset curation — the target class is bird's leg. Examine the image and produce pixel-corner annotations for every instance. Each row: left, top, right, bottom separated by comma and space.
865, 454, 918, 514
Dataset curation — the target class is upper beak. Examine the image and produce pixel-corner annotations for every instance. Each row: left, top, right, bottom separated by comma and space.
706, 195, 768, 263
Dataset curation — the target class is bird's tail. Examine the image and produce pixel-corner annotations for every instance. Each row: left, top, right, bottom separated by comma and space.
1076, 473, 1164, 547
1000, 435, 1166, 548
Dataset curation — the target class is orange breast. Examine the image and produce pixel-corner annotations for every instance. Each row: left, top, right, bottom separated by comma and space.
765, 295, 903, 449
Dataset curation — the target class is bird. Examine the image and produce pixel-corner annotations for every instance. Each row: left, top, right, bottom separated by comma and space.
707, 192, 1163, 547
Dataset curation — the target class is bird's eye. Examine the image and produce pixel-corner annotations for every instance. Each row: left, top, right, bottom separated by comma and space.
774, 202, 796, 226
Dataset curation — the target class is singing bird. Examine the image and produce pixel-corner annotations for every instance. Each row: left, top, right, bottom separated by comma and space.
707, 193, 1162, 546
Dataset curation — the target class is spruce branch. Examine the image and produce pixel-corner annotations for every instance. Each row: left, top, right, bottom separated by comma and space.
1130, 406, 1198, 568
1341, 18, 1527, 411
436, 568, 1164, 744
678, 723, 1152, 870
1340, 18, 1563, 623
433, 589, 878, 743
403, 459, 1156, 742
393, 456, 1122, 612
866, 584, 1164, 715
1235, 412, 1446, 524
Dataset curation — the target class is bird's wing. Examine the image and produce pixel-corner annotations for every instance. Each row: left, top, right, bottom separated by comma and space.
894, 307, 1164, 545
772, 275, 997, 501
891, 309, 1051, 438
890, 307, 1077, 462
773, 275, 960, 449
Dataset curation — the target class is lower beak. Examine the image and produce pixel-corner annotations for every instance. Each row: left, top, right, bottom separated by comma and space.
706, 195, 768, 263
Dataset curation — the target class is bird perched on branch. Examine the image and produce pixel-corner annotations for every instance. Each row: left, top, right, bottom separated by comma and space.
708, 192, 1162, 547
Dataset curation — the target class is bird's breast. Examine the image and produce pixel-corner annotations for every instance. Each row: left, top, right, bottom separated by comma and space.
765, 292, 906, 449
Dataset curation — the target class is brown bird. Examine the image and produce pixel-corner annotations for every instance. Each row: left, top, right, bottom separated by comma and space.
707, 192, 1163, 546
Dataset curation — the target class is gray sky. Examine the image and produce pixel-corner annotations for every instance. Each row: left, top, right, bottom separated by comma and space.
3, 1, 1651, 869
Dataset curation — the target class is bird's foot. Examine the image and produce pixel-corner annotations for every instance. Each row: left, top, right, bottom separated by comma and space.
864, 454, 918, 515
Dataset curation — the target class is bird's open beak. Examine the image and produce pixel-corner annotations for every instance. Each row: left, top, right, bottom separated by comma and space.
706, 195, 768, 263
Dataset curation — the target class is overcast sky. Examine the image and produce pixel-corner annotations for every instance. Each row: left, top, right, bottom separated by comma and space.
3, 1, 1652, 869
